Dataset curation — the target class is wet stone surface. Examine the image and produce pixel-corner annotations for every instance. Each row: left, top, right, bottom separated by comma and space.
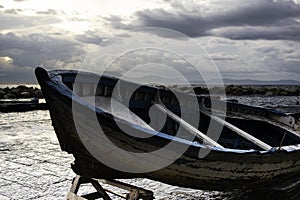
0, 111, 75, 200
0, 136, 75, 199
0, 110, 247, 199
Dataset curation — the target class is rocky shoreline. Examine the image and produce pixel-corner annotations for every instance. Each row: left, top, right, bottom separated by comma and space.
224, 85, 300, 96
0, 85, 43, 99
0, 85, 300, 99
189, 85, 300, 96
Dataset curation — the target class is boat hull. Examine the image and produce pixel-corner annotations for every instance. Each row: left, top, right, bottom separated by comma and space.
35, 67, 300, 191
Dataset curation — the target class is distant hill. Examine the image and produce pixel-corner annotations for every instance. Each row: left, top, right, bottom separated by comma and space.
221, 79, 300, 85
191, 79, 300, 86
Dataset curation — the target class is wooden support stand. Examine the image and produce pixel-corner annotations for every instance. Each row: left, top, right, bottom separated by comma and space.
67, 175, 154, 200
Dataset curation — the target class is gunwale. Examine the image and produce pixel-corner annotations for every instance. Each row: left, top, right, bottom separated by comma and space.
35, 67, 300, 190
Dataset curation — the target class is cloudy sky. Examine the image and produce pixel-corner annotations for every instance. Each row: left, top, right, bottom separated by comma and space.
0, 0, 300, 83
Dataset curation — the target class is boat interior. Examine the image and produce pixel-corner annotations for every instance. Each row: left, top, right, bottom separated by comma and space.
58, 72, 300, 151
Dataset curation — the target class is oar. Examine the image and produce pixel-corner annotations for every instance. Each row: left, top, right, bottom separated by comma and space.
200, 109, 272, 151
151, 101, 224, 149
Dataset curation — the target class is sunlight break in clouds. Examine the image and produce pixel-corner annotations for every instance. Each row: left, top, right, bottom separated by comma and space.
0, 0, 299, 83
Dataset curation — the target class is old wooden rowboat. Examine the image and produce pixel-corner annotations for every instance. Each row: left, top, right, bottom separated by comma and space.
35, 67, 300, 192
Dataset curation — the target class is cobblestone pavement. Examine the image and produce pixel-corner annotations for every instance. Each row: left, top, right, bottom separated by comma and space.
0, 137, 234, 200
0, 133, 75, 199
0, 111, 238, 200
0, 111, 76, 200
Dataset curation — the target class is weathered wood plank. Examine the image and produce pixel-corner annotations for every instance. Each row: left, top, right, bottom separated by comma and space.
67, 192, 87, 200
90, 180, 112, 200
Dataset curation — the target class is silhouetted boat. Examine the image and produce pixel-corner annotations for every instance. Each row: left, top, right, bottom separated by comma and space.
35, 67, 300, 196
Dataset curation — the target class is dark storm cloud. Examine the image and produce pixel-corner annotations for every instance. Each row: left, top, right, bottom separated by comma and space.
211, 0, 300, 26
136, 9, 211, 37
0, 33, 84, 82
109, 9, 211, 37
212, 25, 300, 41
0, 32, 83, 67
107, 0, 300, 41
0, 8, 86, 83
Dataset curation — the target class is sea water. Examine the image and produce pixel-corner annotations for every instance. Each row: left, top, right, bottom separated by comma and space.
0, 96, 299, 199
0, 84, 40, 89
